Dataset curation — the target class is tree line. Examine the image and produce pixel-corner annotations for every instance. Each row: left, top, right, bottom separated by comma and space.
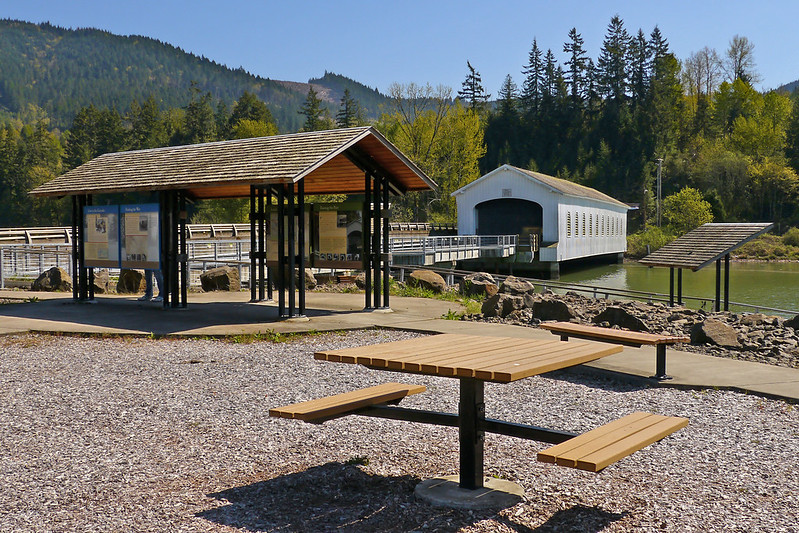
3, 16, 799, 244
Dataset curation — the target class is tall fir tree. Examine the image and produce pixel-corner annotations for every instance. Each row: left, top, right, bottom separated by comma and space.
336, 89, 362, 128
299, 86, 329, 131
563, 28, 588, 105
457, 61, 490, 113
521, 39, 544, 115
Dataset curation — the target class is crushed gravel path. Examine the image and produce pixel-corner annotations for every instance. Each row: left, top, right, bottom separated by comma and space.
1, 331, 797, 532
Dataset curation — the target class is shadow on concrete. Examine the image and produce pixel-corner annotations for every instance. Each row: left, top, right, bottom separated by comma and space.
197, 462, 626, 532
0, 296, 367, 336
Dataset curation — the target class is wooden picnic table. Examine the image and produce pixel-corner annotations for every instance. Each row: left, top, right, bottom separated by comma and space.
313, 333, 624, 490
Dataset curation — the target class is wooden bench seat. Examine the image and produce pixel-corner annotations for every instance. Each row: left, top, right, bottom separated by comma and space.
537, 412, 688, 472
539, 321, 690, 380
269, 382, 426, 423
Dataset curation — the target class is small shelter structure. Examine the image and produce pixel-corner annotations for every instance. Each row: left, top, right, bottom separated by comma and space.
452, 165, 629, 275
30, 126, 435, 317
639, 222, 773, 311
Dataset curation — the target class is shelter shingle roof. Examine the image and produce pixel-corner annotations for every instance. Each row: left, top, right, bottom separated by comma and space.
30, 127, 435, 199
639, 223, 773, 271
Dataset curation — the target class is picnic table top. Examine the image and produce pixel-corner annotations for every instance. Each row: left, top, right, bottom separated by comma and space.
314, 333, 623, 383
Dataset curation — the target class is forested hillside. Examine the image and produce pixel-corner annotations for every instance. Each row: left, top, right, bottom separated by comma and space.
0, 20, 388, 131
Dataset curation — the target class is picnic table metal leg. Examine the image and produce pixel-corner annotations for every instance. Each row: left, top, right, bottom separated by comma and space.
652, 344, 672, 381
459, 378, 484, 490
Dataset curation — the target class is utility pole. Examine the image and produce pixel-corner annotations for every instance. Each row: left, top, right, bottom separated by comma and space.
656, 158, 663, 227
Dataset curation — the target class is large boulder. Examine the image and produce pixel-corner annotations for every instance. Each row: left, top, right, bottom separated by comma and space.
408, 269, 446, 294
92, 269, 110, 294
593, 306, 649, 332
200, 266, 241, 292
532, 298, 578, 322
481, 293, 524, 318
302, 268, 317, 290
31, 267, 72, 292
116, 269, 145, 294
785, 314, 799, 331
498, 275, 535, 296
460, 272, 498, 299
691, 319, 741, 348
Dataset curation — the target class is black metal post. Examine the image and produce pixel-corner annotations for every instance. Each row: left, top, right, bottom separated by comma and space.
653, 344, 670, 381
258, 186, 266, 302
87, 195, 94, 300
298, 180, 305, 316
459, 378, 485, 490
171, 191, 180, 308
364, 172, 372, 309
669, 267, 674, 307
266, 187, 273, 301
160, 192, 170, 307
724, 254, 730, 312
382, 179, 390, 308
287, 184, 296, 317
715, 258, 721, 312
277, 186, 285, 316
71, 196, 79, 301
249, 185, 257, 302
677, 268, 683, 306
77, 195, 87, 301
373, 174, 381, 309
179, 192, 188, 308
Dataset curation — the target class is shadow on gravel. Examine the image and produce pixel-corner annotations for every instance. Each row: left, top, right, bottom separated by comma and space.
527, 504, 627, 532
197, 461, 558, 532
544, 368, 653, 393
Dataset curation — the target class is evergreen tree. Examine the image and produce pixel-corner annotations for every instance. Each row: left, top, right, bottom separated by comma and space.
336, 89, 362, 128
596, 15, 631, 101
299, 86, 330, 132
182, 83, 217, 144
457, 61, 490, 113
563, 28, 588, 105
127, 95, 166, 150
521, 39, 544, 115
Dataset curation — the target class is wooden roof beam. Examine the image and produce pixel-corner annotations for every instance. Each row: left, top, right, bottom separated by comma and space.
344, 146, 407, 195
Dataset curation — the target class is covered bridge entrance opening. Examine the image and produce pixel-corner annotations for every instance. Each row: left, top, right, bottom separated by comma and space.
476, 198, 543, 245
31, 127, 435, 318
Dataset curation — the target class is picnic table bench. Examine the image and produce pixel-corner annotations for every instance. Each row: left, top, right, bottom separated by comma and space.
269, 334, 689, 506
539, 321, 690, 380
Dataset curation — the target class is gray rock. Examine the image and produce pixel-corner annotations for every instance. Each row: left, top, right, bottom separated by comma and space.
302, 268, 317, 290
460, 272, 498, 299
354, 272, 366, 289
499, 275, 535, 296
691, 319, 741, 348
532, 298, 578, 322
408, 269, 446, 293
31, 267, 72, 292
592, 306, 649, 332
200, 266, 241, 292
116, 269, 145, 294
784, 314, 799, 330
481, 293, 524, 318
92, 269, 110, 294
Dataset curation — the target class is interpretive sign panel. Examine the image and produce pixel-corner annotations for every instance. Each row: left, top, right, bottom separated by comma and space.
83, 205, 120, 267
119, 204, 160, 269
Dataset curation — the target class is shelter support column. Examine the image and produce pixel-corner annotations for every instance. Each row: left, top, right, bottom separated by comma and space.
715, 258, 721, 312
297, 180, 306, 316
677, 268, 683, 306
373, 174, 382, 309
382, 178, 391, 309
724, 254, 730, 311
287, 184, 296, 317
249, 185, 257, 302
179, 192, 188, 308
669, 267, 674, 307
363, 172, 372, 309
277, 186, 285, 316
258, 187, 266, 301
71, 196, 79, 301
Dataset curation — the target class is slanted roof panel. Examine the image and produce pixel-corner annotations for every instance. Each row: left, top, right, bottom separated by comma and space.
513, 166, 628, 207
29, 126, 435, 198
639, 223, 773, 271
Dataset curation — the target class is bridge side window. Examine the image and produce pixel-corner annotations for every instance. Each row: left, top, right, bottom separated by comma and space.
582, 213, 586, 236
566, 212, 572, 237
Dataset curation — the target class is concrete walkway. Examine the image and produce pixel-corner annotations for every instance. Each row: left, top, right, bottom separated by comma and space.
1, 289, 797, 402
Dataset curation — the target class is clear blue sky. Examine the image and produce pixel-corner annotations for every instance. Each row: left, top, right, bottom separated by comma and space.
4, 0, 798, 95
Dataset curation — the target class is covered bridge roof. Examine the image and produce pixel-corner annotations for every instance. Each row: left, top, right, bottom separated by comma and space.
30, 126, 435, 199
639, 222, 773, 271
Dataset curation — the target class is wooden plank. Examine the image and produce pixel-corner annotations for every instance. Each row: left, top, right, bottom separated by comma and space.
268, 382, 426, 422
537, 412, 653, 464
575, 416, 689, 472
482, 343, 624, 382
383, 337, 508, 371
448, 340, 577, 378
540, 322, 689, 345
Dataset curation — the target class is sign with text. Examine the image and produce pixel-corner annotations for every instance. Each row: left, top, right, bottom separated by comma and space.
119, 204, 160, 269
83, 205, 120, 268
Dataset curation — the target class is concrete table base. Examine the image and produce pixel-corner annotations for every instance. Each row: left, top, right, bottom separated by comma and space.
414, 475, 523, 510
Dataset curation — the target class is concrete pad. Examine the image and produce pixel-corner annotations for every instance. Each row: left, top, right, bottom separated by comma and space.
414, 475, 523, 510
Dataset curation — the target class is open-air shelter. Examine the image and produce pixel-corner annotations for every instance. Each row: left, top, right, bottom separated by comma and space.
29, 126, 436, 318
639, 222, 773, 311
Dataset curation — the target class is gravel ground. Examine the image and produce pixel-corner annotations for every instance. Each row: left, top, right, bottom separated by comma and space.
1, 330, 798, 532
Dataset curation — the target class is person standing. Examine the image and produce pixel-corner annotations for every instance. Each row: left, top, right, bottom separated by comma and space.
139, 269, 164, 302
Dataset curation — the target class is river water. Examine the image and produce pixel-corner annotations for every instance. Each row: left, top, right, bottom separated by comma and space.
557, 261, 799, 316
